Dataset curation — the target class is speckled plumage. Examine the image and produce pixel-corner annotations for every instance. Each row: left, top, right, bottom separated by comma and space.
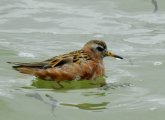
8, 40, 123, 81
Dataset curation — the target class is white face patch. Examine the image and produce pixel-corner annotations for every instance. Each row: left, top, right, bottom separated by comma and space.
91, 43, 98, 49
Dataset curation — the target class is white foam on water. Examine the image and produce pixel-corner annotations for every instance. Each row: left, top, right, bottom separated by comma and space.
93, 34, 104, 38
0, 88, 13, 98
149, 107, 157, 111
153, 61, 162, 66
115, 58, 122, 60
18, 52, 36, 58
148, 98, 165, 105
124, 34, 165, 45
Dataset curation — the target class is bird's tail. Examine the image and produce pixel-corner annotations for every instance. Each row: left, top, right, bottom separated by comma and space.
7, 62, 38, 75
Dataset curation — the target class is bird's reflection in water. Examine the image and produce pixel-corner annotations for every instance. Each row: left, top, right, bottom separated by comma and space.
26, 93, 44, 102
25, 93, 58, 118
61, 102, 109, 111
151, 0, 158, 12
45, 94, 58, 113
25, 92, 109, 112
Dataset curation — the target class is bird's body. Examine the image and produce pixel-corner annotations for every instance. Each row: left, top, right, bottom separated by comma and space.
8, 40, 123, 81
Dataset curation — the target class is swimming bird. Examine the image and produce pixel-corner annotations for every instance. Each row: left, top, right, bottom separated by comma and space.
8, 40, 123, 81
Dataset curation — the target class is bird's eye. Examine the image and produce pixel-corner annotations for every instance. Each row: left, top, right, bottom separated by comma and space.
97, 46, 104, 52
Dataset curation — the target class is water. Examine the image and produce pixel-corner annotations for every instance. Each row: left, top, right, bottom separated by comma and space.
0, 0, 165, 120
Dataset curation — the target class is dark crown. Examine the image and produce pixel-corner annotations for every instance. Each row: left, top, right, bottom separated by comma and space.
86, 40, 107, 49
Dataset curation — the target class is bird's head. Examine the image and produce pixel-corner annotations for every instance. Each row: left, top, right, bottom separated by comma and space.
82, 40, 123, 60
